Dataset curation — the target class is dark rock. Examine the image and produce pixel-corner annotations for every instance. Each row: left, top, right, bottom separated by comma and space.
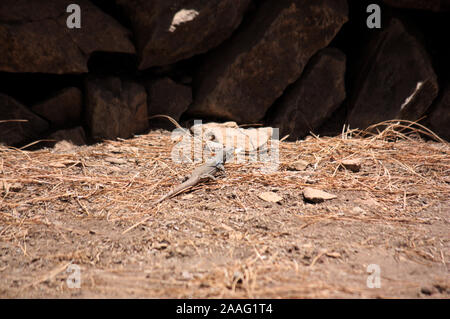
85, 76, 148, 140
189, 0, 348, 123
426, 84, 450, 141
0, 93, 49, 145
117, 0, 252, 69
267, 48, 346, 140
31, 87, 82, 128
48, 126, 87, 145
146, 78, 192, 130
383, 0, 450, 12
347, 18, 438, 130
0, 0, 135, 74
317, 103, 349, 137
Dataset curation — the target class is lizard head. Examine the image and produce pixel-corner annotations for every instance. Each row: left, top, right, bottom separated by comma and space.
222, 147, 241, 163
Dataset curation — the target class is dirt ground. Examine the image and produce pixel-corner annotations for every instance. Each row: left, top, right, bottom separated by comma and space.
0, 126, 449, 298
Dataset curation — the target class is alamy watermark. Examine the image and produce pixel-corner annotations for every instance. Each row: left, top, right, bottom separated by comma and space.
169, 120, 280, 173
366, 4, 381, 29
366, 264, 381, 288
66, 263, 81, 289
67, 3, 382, 30
66, 4, 81, 29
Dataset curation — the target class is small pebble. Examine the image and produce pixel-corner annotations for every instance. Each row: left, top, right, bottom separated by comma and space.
340, 158, 362, 172
303, 187, 337, 203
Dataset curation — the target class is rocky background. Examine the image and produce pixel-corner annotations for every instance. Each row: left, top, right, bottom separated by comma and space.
0, 0, 449, 147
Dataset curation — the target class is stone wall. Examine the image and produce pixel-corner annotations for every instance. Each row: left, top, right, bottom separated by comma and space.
0, 0, 449, 146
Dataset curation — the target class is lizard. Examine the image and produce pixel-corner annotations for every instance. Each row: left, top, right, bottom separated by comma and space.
154, 147, 235, 204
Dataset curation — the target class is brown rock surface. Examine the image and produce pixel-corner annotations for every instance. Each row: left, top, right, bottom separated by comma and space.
31, 87, 82, 128
347, 18, 438, 130
85, 76, 148, 140
146, 78, 192, 130
117, 0, 252, 69
0, 94, 49, 145
0, 0, 135, 74
383, 0, 450, 11
426, 84, 450, 141
189, 0, 348, 123
267, 48, 346, 140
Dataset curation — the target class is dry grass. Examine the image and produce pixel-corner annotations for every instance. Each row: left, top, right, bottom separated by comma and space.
0, 121, 449, 298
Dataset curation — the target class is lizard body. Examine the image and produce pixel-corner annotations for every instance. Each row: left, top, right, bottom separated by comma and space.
154, 148, 234, 204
